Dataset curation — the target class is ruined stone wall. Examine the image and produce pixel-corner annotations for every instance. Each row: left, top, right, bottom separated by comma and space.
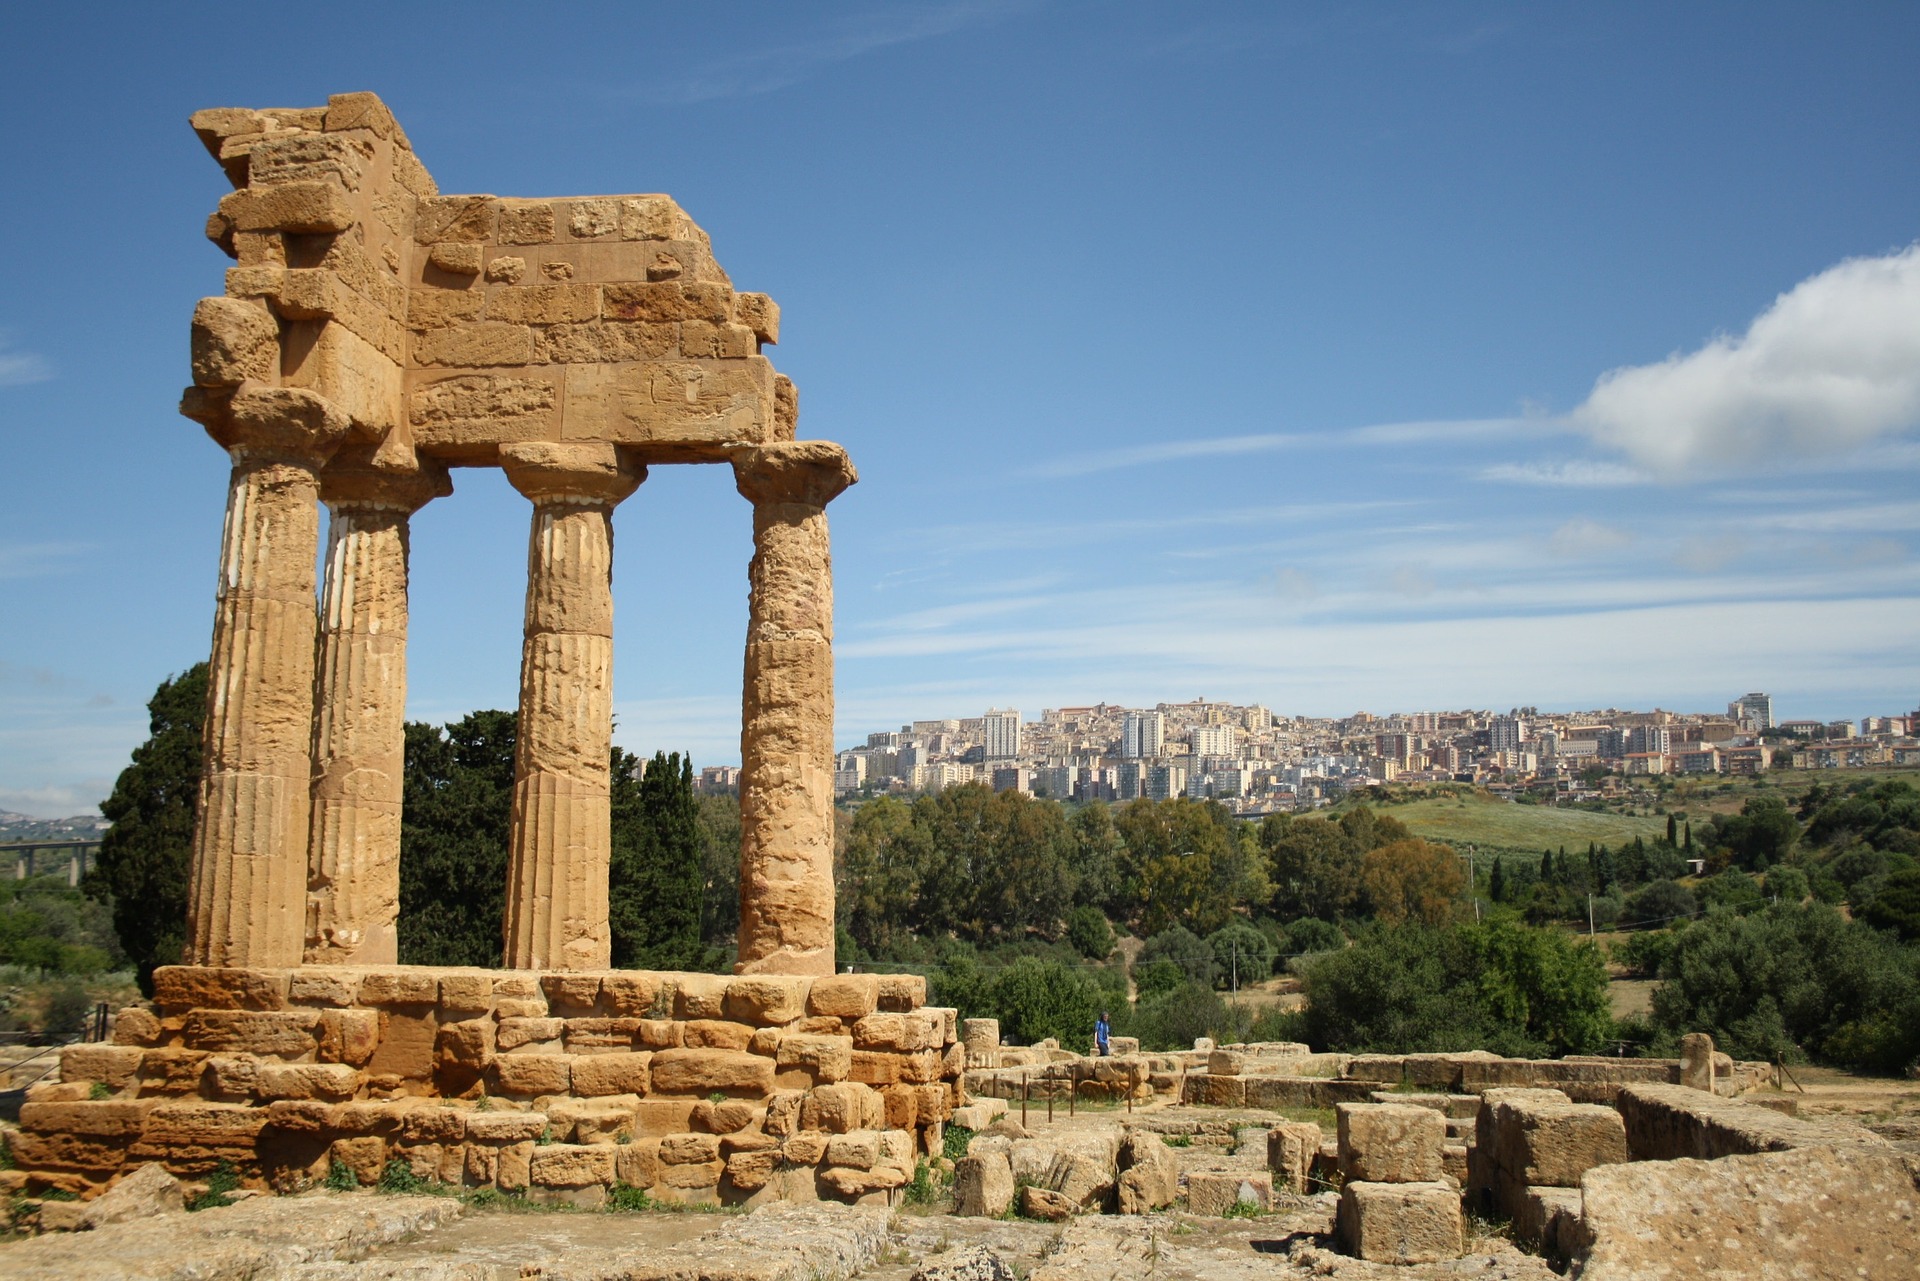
16, 967, 961, 1205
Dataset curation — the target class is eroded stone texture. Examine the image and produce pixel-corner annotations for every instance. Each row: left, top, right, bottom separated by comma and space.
501, 444, 644, 971
306, 458, 450, 964
731, 443, 857, 976
185, 387, 351, 967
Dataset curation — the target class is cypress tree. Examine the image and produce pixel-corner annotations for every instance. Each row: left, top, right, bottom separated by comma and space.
399, 710, 516, 967
1666, 813, 1678, 845
609, 750, 706, 970
1540, 849, 1555, 883
89, 664, 207, 994
1684, 822, 1694, 853
1489, 857, 1508, 904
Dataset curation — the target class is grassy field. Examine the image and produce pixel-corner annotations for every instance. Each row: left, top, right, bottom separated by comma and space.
1367, 792, 1671, 855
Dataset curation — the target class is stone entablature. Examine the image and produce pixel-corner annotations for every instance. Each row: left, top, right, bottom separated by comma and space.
20, 967, 960, 1204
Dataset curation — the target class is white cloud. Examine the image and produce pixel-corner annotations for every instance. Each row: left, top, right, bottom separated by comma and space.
1674, 535, 1747, 573
1480, 460, 1647, 487
1572, 244, 1920, 474
1548, 519, 1633, 558
0, 336, 51, 387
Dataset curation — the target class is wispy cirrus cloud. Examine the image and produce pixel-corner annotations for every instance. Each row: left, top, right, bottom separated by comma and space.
618, 2, 1030, 105
1026, 417, 1528, 479
1480, 459, 1648, 487
0, 334, 51, 388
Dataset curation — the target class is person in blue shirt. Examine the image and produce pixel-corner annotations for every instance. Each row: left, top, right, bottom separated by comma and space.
1095, 1011, 1111, 1057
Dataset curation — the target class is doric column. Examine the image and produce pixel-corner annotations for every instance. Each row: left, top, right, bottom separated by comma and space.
500, 443, 644, 971
304, 456, 451, 964
730, 442, 857, 976
186, 385, 351, 967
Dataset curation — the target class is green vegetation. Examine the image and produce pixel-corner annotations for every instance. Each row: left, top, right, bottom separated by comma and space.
1359, 790, 1668, 855
187, 1160, 240, 1211
85, 664, 203, 993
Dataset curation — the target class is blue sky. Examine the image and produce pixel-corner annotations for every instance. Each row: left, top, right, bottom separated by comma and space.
2, 3, 1918, 816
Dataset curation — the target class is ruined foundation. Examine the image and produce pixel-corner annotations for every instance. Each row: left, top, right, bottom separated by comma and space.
20, 966, 961, 1204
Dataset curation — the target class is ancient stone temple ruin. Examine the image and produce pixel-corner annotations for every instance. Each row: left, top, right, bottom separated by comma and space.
13, 92, 962, 1205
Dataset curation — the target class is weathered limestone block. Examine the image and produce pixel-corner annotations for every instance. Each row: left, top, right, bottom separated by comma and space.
112, 1007, 165, 1046
1188, 1170, 1273, 1217
571, 1051, 651, 1097
1512, 1184, 1582, 1256
550, 1096, 639, 1144
598, 973, 660, 1016
130, 1101, 269, 1170
358, 969, 439, 1006
219, 180, 357, 234
465, 1110, 549, 1143
542, 973, 605, 1013
725, 976, 808, 1025
672, 973, 729, 1019
255, 1061, 362, 1100
695, 1099, 762, 1133
567, 1017, 647, 1053
330, 1135, 388, 1184
495, 1021, 560, 1052
1338, 1103, 1447, 1184
401, 1106, 467, 1143
801, 1082, 882, 1134
725, 1148, 779, 1191
1679, 1031, 1715, 1092
783, 1130, 830, 1166
876, 974, 926, 1013
153, 966, 291, 1013
491, 1054, 572, 1096
1573, 1145, 1920, 1279
59, 1044, 144, 1092
191, 297, 279, 388
777, 1033, 852, 1084
138, 1049, 210, 1095
616, 1138, 661, 1188
1268, 1120, 1324, 1195
825, 1130, 880, 1170
1337, 1181, 1465, 1265
648, 1048, 775, 1097
683, 1019, 756, 1051
531, 1142, 616, 1188
180, 1008, 321, 1056
851, 1010, 942, 1054
962, 1017, 1000, 1065
1488, 1096, 1627, 1187
1115, 1132, 1178, 1213
1020, 1184, 1077, 1221
821, 1163, 909, 1200
1614, 1083, 1886, 1162
732, 442, 856, 977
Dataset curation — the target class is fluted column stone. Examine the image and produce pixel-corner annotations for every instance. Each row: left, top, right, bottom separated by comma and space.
186, 384, 351, 967
304, 458, 450, 964
731, 442, 857, 976
500, 442, 643, 971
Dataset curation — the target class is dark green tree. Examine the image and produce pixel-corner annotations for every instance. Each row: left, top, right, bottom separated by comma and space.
1489, 857, 1508, 904
399, 711, 516, 966
696, 793, 742, 948
1066, 905, 1114, 959
88, 664, 206, 994
609, 750, 707, 970
1859, 868, 1920, 941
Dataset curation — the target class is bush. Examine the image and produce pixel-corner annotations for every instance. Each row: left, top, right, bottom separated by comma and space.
1138, 925, 1216, 987
1614, 928, 1681, 978
1131, 958, 1184, 1000
1647, 901, 1920, 1072
1126, 981, 1229, 1051
1624, 880, 1696, 929
1299, 917, 1610, 1058
1206, 921, 1276, 987
1065, 906, 1114, 960
41, 981, 93, 1037
987, 957, 1100, 1047
1697, 869, 1763, 914
1765, 865, 1810, 905
1282, 917, 1344, 957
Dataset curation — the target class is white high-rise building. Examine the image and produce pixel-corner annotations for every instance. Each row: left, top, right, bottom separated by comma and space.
1729, 692, 1775, 730
1190, 724, 1238, 757
1489, 714, 1526, 753
983, 708, 1022, 760
1122, 710, 1165, 759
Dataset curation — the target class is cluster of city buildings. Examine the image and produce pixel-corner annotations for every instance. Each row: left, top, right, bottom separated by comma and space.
693, 692, 1920, 814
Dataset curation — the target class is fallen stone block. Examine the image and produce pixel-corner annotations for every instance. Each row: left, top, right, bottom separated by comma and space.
1115, 1132, 1178, 1213
1488, 1095, 1627, 1186
1186, 1169, 1272, 1216
953, 1151, 1014, 1217
1021, 1184, 1077, 1221
1267, 1120, 1323, 1194
1572, 1144, 1920, 1279
1337, 1180, 1465, 1264
1337, 1102, 1445, 1183
1615, 1083, 1888, 1162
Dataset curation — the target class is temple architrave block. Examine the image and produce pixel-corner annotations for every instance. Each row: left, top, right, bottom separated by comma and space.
12, 93, 958, 1208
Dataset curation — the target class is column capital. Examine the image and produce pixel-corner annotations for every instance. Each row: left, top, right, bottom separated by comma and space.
192, 381, 354, 468
730, 441, 857, 509
319, 445, 453, 514
501, 442, 645, 507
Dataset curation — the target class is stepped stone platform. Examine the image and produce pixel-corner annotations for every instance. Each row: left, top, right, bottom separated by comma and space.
12, 965, 961, 1205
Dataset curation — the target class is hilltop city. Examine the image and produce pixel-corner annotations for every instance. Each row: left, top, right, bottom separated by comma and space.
690, 692, 1920, 813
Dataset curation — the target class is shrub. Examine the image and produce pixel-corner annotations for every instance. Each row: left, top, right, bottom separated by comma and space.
1765, 865, 1810, 905
188, 1160, 240, 1211
1138, 925, 1216, 987
41, 981, 93, 1037
1282, 917, 1344, 958
987, 957, 1100, 1047
1624, 880, 1696, 929
1206, 921, 1276, 987
325, 1159, 358, 1192
1858, 868, 1920, 941
1131, 958, 1184, 1000
377, 1158, 426, 1194
1127, 981, 1229, 1051
1065, 906, 1114, 960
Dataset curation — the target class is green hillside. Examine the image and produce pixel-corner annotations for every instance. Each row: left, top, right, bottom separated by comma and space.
1367, 793, 1670, 855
